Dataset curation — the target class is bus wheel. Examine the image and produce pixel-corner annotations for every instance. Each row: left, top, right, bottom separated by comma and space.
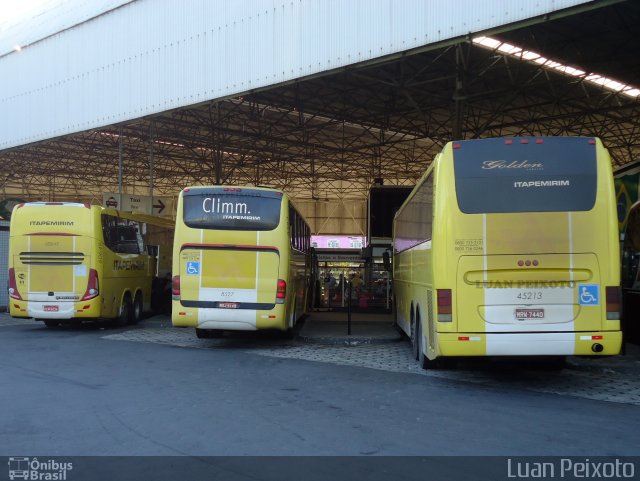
280, 302, 297, 339
130, 292, 143, 325
195, 328, 207, 339
411, 316, 419, 360
196, 328, 223, 339
281, 328, 296, 340
539, 356, 566, 371
289, 300, 297, 328
44, 320, 60, 328
416, 318, 439, 370
416, 321, 428, 369
117, 294, 132, 327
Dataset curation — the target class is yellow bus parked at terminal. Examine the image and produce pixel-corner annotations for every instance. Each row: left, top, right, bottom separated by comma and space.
393, 137, 622, 368
172, 186, 310, 338
8, 202, 174, 327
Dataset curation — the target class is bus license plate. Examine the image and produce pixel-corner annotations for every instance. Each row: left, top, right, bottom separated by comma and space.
515, 308, 544, 320
44, 305, 59, 312
218, 302, 238, 309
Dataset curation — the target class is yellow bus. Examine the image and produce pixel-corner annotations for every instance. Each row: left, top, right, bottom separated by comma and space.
8, 202, 174, 327
172, 186, 310, 338
393, 136, 622, 368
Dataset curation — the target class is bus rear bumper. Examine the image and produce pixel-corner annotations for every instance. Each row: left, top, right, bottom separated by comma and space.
437, 331, 622, 357
172, 303, 287, 331
20, 299, 101, 320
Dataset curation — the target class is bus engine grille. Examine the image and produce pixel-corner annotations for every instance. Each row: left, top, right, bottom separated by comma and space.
19, 252, 85, 265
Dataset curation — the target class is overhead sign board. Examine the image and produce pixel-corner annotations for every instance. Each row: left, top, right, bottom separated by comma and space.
152, 198, 166, 216
103, 193, 170, 216
123, 195, 152, 214
103, 193, 121, 210
311, 235, 364, 249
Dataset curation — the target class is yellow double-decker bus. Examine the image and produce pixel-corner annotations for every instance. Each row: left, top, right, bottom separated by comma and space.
393, 137, 622, 368
8, 202, 174, 327
172, 186, 310, 338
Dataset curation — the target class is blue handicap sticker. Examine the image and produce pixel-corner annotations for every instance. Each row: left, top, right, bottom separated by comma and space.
186, 261, 200, 275
578, 284, 599, 306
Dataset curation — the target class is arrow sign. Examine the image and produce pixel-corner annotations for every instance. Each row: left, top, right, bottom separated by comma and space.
153, 198, 165, 214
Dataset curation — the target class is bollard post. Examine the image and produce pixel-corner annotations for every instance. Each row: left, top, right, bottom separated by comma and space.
347, 281, 352, 335
386, 277, 390, 310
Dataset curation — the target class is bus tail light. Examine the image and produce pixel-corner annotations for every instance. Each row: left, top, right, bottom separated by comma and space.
8, 268, 23, 300
437, 289, 452, 322
605, 286, 621, 320
81, 269, 99, 301
276, 279, 286, 304
172, 275, 181, 300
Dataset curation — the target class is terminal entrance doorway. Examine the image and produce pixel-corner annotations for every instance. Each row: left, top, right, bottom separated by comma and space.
316, 251, 391, 312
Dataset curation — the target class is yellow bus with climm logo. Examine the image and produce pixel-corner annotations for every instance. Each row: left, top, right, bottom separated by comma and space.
392, 136, 622, 368
171, 186, 311, 338
8, 202, 174, 327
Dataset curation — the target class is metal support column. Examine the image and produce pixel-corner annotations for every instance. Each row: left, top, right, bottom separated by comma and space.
149, 121, 155, 198
118, 126, 123, 196
453, 44, 466, 140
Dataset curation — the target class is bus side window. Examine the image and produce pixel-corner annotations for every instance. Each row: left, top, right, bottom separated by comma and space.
101, 214, 142, 255
290, 206, 297, 250
101, 215, 118, 251
134, 222, 145, 254
394, 172, 433, 253
116, 225, 141, 254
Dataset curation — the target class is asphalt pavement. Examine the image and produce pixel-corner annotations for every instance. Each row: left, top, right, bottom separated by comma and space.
1, 311, 639, 460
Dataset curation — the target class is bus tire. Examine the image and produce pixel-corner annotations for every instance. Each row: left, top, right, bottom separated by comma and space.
411, 311, 419, 360
117, 293, 132, 327
130, 292, 143, 325
540, 356, 566, 371
416, 320, 428, 369
281, 328, 296, 340
283, 305, 297, 339
43, 320, 60, 328
195, 328, 207, 339
289, 300, 297, 328
196, 328, 223, 339
416, 315, 440, 370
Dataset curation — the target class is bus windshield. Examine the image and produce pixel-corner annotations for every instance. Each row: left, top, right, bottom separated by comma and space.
182, 188, 282, 230
453, 137, 597, 214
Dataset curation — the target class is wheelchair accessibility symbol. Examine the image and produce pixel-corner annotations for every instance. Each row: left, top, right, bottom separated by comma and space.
186, 261, 200, 275
578, 284, 599, 306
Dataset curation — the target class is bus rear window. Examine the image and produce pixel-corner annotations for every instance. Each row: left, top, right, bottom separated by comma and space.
182, 189, 282, 230
453, 137, 597, 213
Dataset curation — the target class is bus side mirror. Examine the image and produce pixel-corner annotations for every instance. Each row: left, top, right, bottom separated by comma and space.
383, 251, 391, 271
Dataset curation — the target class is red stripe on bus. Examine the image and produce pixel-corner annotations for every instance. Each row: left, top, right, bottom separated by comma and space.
181, 243, 278, 251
